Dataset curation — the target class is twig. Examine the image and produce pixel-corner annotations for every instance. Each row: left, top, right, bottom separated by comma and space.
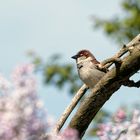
123, 79, 140, 88
115, 129, 127, 140
101, 46, 128, 69
52, 84, 88, 134
101, 34, 140, 69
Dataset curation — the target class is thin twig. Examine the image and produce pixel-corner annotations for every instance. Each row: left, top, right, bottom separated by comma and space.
101, 34, 140, 69
52, 84, 88, 134
123, 79, 140, 88
115, 129, 127, 140
101, 47, 128, 68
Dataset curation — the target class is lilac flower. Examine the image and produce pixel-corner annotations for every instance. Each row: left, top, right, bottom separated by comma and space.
0, 64, 48, 140
0, 74, 11, 92
60, 128, 80, 140
97, 123, 112, 137
114, 108, 126, 123
0, 64, 80, 140
97, 108, 140, 140
48, 128, 80, 140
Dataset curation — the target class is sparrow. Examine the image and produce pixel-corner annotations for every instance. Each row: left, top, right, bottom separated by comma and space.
72, 50, 108, 89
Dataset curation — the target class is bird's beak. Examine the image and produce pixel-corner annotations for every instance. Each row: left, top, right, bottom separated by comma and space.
71, 55, 78, 59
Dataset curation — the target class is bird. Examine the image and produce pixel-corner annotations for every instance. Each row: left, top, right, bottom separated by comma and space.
72, 50, 108, 89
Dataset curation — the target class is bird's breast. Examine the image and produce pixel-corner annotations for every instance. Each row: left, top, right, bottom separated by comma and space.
78, 65, 105, 88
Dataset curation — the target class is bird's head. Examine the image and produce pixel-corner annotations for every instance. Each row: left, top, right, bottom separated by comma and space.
71, 50, 99, 64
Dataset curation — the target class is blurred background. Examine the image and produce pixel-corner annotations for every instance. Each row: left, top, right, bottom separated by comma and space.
0, 0, 140, 139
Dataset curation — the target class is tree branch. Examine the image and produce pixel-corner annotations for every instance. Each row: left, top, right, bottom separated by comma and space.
123, 79, 140, 88
68, 34, 140, 138
52, 84, 88, 134
43, 84, 88, 139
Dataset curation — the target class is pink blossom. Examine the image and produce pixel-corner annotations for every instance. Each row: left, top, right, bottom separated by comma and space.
0, 64, 80, 140
97, 109, 140, 140
114, 108, 126, 122
0, 64, 48, 140
0, 74, 11, 92
48, 128, 80, 140
61, 128, 80, 140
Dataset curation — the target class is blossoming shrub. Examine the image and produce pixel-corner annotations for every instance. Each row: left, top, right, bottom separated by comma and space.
0, 64, 79, 140
97, 108, 140, 140
0, 64, 48, 140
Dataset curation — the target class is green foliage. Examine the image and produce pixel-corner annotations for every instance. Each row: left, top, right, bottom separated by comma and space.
94, 0, 140, 43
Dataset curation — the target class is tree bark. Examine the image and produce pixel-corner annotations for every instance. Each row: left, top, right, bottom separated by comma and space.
68, 34, 140, 138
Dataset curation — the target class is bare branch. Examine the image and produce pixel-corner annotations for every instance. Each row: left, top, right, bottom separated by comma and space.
115, 129, 127, 140
52, 84, 88, 134
123, 79, 140, 88
101, 34, 140, 68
